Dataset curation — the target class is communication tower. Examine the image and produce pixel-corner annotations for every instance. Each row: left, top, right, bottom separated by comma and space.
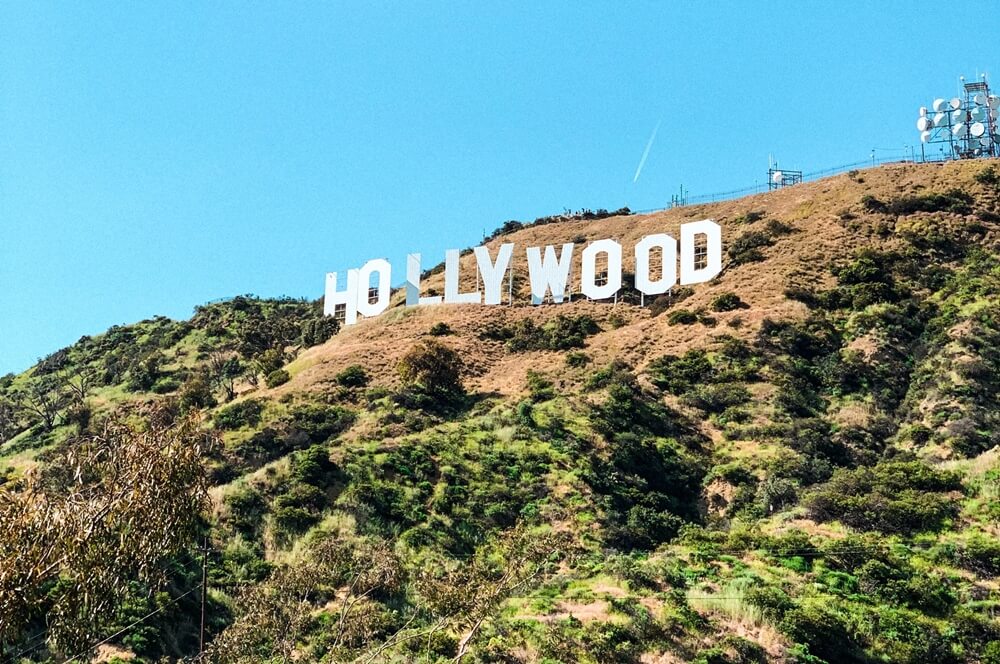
916, 75, 1000, 161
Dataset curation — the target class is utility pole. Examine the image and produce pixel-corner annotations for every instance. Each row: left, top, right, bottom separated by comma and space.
199, 535, 209, 656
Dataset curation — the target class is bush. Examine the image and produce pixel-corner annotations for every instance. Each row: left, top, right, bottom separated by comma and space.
667, 309, 698, 325
647, 350, 712, 395
975, 165, 1000, 187
335, 364, 369, 388
214, 399, 264, 430
526, 370, 555, 402
954, 535, 1000, 576
679, 383, 750, 414
861, 194, 887, 213
728, 231, 773, 265
300, 316, 339, 347
398, 340, 465, 398
482, 314, 600, 352
566, 351, 590, 368
804, 461, 962, 534
885, 189, 974, 216
265, 369, 290, 388
287, 403, 356, 442
428, 321, 453, 336
225, 485, 268, 536
178, 374, 217, 410
778, 604, 859, 663
711, 292, 746, 312
150, 376, 181, 394
647, 287, 694, 317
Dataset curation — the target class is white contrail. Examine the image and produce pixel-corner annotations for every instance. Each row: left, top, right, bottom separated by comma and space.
632, 120, 661, 183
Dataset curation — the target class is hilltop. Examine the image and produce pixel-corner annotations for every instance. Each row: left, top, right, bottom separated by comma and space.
2, 159, 1000, 663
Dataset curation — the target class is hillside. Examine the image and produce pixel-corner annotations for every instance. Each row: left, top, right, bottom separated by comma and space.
2, 159, 1000, 663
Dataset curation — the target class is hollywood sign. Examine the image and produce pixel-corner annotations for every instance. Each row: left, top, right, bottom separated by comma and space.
324, 219, 722, 325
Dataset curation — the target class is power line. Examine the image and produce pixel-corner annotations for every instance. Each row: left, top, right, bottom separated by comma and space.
58, 587, 199, 664
3, 627, 53, 663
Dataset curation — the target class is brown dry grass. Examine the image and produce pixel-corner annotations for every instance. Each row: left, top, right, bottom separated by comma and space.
265, 159, 997, 400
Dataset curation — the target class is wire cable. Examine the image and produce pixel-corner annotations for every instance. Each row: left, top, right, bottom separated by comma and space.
58, 587, 199, 664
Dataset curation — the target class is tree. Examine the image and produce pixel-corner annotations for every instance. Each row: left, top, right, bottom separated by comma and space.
209, 538, 404, 663
59, 366, 95, 406
178, 373, 217, 411
397, 340, 465, 398
209, 352, 244, 402
0, 405, 216, 653
0, 395, 21, 444
14, 375, 68, 431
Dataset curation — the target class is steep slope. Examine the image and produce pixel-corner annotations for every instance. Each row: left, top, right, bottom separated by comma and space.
2, 159, 1000, 664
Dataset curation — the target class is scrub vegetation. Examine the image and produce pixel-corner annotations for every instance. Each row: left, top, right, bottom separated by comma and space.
2, 162, 1000, 662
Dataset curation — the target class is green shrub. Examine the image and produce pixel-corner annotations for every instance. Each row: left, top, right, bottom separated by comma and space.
224, 485, 268, 536
265, 369, 290, 388
954, 535, 1000, 576
300, 316, 339, 346
482, 314, 600, 351
885, 189, 974, 216
397, 340, 464, 398
178, 374, 217, 410
728, 231, 773, 265
667, 309, 698, 325
975, 165, 1000, 187
647, 350, 712, 395
764, 219, 795, 236
566, 351, 590, 368
805, 461, 962, 534
679, 383, 751, 414
734, 210, 765, 224
290, 444, 338, 487
150, 376, 181, 394
779, 603, 859, 663
526, 370, 555, 402
861, 194, 887, 213
335, 364, 369, 388
287, 403, 356, 442
214, 399, 264, 430
648, 287, 694, 317
428, 321, 453, 336
711, 292, 746, 312
585, 359, 633, 391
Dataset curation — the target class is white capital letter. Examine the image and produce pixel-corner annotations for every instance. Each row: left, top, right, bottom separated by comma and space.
580, 239, 622, 300
474, 243, 514, 305
444, 249, 481, 304
526, 243, 574, 304
635, 234, 677, 295
406, 253, 442, 306
357, 258, 392, 318
680, 219, 722, 285
324, 269, 359, 325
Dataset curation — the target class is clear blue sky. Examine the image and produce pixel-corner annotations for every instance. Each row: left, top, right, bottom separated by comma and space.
1, 2, 997, 374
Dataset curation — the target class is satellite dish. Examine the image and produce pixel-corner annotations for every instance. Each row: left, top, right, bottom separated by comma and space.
920, 130, 933, 143
917, 117, 932, 131
970, 122, 986, 137
974, 93, 987, 106
951, 109, 965, 123
933, 98, 948, 112
981, 138, 992, 147
952, 122, 968, 137
919, 106, 928, 117
970, 106, 986, 121
989, 95, 1000, 110
933, 112, 948, 127
951, 97, 962, 110
771, 170, 783, 184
